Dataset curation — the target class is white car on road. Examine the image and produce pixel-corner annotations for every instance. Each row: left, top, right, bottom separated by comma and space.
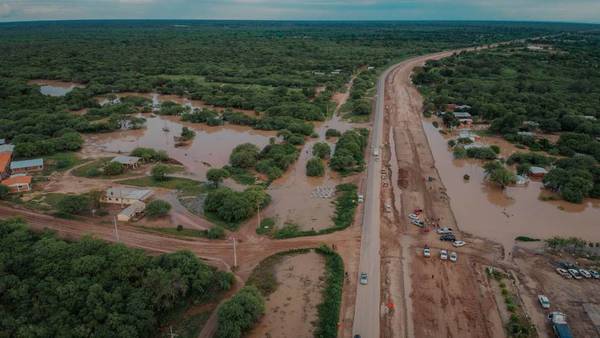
360, 272, 368, 285
423, 247, 431, 257
440, 250, 448, 260
538, 295, 550, 309
436, 227, 453, 234
449, 251, 458, 262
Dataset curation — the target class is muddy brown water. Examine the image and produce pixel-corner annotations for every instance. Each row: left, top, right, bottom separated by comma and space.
84, 115, 275, 179
423, 121, 600, 250
28, 80, 84, 97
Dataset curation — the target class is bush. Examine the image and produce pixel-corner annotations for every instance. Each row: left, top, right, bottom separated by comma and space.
206, 168, 230, 187
256, 218, 275, 235
330, 129, 368, 174
466, 147, 497, 160
216, 286, 265, 338
325, 128, 341, 138
204, 187, 270, 227
103, 161, 124, 176
314, 246, 344, 338
453, 146, 467, 159
306, 157, 325, 177
57, 194, 91, 215
131, 147, 168, 162
312, 142, 331, 159
207, 226, 226, 239
230, 143, 260, 168
145, 200, 172, 218
0, 184, 9, 200
490, 145, 501, 154
151, 164, 170, 181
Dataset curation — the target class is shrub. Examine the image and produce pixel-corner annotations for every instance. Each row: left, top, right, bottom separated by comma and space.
306, 157, 325, 177
312, 142, 331, 159
151, 164, 170, 181
325, 128, 341, 138
57, 195, 91, 215
314, 246, 344, 338
145, 200, 172, 218
230, 143, 260, 168
0, 184, 9, 200
207, 226, 226, 239
216, 286, 265, 338
103, 161, 124, 176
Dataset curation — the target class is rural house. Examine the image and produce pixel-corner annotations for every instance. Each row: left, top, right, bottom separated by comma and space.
101, 187, 153, 205
117, 201, 146, 222
0, 144, 15, 153
10, 159, 44, 174
0, 152, 12, 179
528, 166, 548, 178
1, 175, 32, 193
111, 156, 141, 168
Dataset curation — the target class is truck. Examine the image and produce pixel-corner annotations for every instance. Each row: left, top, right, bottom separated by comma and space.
373, 147, 380, 157
548, 312, 573, 338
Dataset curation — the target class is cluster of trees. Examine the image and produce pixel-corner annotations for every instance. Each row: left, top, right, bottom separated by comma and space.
543, 155, 600, 203
506, 152, 555, 174
330, 129, 369, 174
204, 186, 270, 227
229, 142, 300, 181
483, 161, 516, 188
0, 218, 233, 337
181, 109, 222, 126
131, 147, 169, 162
145, 200, 172, 218
13, 131, 84, 158
344, 70, 377, 118
216, 286, 265, 338
179, 126, 196, 141
306, 157, 325, 177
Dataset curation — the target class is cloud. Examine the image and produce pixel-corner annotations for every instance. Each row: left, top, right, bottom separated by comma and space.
0, 0, 598, 23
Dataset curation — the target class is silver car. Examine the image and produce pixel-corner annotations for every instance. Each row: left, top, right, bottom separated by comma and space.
360, 272, 368, 285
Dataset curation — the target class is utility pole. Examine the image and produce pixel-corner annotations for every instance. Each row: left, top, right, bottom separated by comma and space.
232, 237, 238, 269
167, 326, 177, 338
256, 200, 261, 230
113, 216, 120, 242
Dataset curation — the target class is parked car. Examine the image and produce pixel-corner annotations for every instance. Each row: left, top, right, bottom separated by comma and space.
449, 252, 458, 262
412, 220, 425, 227
423, 247, 431, 258
360, 272, 368, 285
579, 269, 592, 279
408, 213, 419, 220
440, 250, 448, 260
590, 270, 600, 279
436, 227, 453, 234
440, 234, 456, 241
555, 268, 572, 279
453, 240, 466, 247
538, 295, 551, 309
568, 269, 583, 280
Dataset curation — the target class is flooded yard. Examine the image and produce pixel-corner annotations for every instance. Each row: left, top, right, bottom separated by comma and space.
28, 80, 84, 96
247, 251, 325, 338
423, 121, 600, 250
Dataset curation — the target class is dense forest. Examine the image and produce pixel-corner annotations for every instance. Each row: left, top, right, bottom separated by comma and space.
0, 218, 233, 337
414, 32, 600, 202
0, 21, 591, 157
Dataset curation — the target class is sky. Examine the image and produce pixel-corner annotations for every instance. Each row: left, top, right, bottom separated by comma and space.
0, 0, 599, 23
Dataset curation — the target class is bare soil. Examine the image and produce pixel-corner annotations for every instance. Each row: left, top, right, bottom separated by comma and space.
248, 251, 325, 338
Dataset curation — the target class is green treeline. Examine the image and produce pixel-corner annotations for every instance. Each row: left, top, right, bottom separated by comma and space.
0, 218, 233, 337
330, 129, 369, 174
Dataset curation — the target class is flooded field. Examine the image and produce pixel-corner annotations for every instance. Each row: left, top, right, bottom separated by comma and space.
28, 80, 84, 96
423, 121, 600, 250
248, 251, 325, 338
84, 115, 274, 178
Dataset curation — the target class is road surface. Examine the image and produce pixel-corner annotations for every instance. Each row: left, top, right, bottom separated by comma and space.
351, 62, 392, 338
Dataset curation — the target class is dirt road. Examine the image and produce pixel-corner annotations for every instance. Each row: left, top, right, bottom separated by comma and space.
380, 50, 506, 338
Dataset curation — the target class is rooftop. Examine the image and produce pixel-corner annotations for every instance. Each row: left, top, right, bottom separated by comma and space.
0, 144, 15, 153
106, 187, 153, 201
111, 156, 141, 165
10, 158, 44, 170
0, 139, 5, 145
119, 201, 146, 217
529, 166, 548, 174
0, 153, 11, 171
1, 175, 32, 186
453, 112, 472, 118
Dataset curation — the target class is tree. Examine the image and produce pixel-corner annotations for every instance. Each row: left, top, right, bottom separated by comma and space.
57, 194, 91, 215
216, 286, 265, 338
104, 161, 124, 176
229, 143, 259, 168
151, 164, 169, 181
180, 127, 195, 141
312, 142, 331, 159
145, 200, 172, 218
0, 184, 9, 200
483, 161, 516, 188
306, 157, 325, 177
206, 168, 230, 187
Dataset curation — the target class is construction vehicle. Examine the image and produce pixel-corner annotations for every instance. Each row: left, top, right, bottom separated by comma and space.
548, 312, 573, 338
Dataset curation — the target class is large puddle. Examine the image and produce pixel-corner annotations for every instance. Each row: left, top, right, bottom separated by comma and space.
28, 80, 84, 97
423, 121, 600, 249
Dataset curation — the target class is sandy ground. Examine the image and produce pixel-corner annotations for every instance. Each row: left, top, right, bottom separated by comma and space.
248, 251, 325, 338
381, 51, 506, 338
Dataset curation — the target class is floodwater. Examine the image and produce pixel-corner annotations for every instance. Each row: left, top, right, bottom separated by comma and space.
84, 114, 275, 179
423, 121, 600, 250
28, 80, 84, 97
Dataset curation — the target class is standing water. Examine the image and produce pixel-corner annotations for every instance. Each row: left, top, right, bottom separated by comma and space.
422, 121, 600, 250
29, 80, 84, 97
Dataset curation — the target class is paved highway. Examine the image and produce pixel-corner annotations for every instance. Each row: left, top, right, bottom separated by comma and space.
351, 63, 395, 338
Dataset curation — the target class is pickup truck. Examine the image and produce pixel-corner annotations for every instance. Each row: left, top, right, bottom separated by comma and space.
548, 312, 573, 338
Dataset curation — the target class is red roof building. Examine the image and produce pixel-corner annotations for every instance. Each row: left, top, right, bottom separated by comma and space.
1, 175, 32, 193
0, 152, 11, 179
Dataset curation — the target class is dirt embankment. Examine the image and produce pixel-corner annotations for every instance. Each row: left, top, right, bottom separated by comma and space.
380, 52, 506, 338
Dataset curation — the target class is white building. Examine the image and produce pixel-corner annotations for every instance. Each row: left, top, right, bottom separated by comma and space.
117, 201, 146, 222
111, 156, 141, 168
102, 187, 153, 205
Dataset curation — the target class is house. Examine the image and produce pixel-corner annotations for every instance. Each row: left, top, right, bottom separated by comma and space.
455, 104, 472, 111
0, 152, 12, 179
1, 175, 32, 193
0, 139, 5, 145
515, 175, 529, 185
463, 143, 486, 150
117, 201, 146, 222
517, 131, 535, 137
111, 156, 141, 168
453, 112, 472, 119
0, 144, 15, 153
101, 187, 153, 205
528, 166, 548, 178
458, 129, 480, 142
10, 158, 44, 174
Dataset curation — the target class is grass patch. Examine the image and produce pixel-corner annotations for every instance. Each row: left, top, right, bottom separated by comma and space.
141, 226, 210, 238
70, 157, 126, 179
117, 176, 206, 196
256, 217, 275, 235
515, 236, 541, 242
202, 210, 242, 231
224, 165, 257, 185
246, 249, 311, 296
19, 193, 70, 212
42, 152, 88, 174
314, 245, 344, 338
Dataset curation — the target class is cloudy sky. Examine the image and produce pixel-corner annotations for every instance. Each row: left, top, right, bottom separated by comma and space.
0, 0, 599, 23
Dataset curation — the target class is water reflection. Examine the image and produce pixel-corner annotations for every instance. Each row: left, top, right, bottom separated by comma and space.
29, 80, 84, 97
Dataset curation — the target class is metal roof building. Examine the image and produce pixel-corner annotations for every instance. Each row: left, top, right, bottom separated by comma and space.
0, 144, 15, 153
10, 158, 44, 171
